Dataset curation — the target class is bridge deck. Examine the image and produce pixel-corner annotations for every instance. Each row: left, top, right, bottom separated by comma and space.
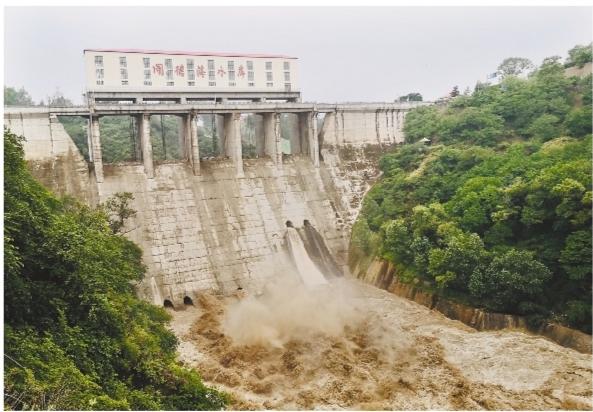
4, 101, 428, 117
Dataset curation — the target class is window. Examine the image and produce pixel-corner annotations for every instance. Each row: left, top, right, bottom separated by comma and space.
143, 57, 151, 84
228, 61, 235, 81
246, 61, 254, 83
248, 82, 255, 87
209, 81, 216, 86
167, 81, 174, 86
229, 82, 236, 87
283, 61, 290, 70
165, 58, 173, 82
266, 82, 273, 87
284, 83, 291, 91
95, 56, 104, 85
266, 61, 273, 83
119, 56, 127, 67
187, 59, 195, 80
284, 71, 290, 81
122, 80, 129, 86
120, 68, 128, 80
188, 81, 195, 86
208, 60, 215, 81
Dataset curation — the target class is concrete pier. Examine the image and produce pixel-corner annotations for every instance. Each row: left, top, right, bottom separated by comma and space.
224, 113, 244, 177
263, 112, 282, 167
138, 114, 154, 178
89, 116, 104, 182
189, 113, 201, 175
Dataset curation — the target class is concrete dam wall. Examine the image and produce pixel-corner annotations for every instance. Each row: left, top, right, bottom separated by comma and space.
5, 106, 413, 307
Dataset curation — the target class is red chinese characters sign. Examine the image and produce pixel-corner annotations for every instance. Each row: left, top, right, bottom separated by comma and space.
152, 64, 164, 76
217, 66, 226, 77
237, 65, 246, 78
175, 65, 185, 77
197, 65, 206, 78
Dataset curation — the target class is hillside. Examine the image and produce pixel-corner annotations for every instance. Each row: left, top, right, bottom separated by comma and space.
351, 46, 592, 333
4, 129, 227, 410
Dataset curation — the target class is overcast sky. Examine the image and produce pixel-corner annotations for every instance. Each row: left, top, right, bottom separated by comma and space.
4, 6, 592, 104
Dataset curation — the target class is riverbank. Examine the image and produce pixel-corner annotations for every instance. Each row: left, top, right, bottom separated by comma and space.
350, 256, 592, 354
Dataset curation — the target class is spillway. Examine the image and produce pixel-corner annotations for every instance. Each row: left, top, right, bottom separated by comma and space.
285, 226, 329, 287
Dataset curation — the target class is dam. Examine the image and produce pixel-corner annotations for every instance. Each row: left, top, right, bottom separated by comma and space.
4, 101, 424, 308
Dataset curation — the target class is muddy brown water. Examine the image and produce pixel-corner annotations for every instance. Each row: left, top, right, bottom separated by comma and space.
169, 279, 592, 410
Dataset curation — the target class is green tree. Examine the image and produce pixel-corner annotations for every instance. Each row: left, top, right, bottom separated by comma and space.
559, 230, 592, 281
438, 107, 505, 146
4, 86, 34, 106
399, 92, 423, 102
565, 43, 593, 68
497, 57, 534, 78
402, 106, 441, 143
527, 113, 561, 141
428, 231, 488, 290
102, 192, 137, 234
47, 89, 74, 107
469, 249, 551, 312
4, 128, 228, 410
564, 106, 592, 137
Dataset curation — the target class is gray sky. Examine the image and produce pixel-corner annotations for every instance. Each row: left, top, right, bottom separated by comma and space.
4, 6, 592, 104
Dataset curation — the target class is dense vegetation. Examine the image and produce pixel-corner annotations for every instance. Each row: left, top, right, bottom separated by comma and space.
4, 128, 228, 410
352, 47, 592, 333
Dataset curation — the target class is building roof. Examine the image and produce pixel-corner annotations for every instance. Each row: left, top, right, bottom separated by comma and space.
84, 48, 298, 59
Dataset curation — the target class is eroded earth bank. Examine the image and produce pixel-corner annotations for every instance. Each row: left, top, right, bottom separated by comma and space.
168, 275, 592, 410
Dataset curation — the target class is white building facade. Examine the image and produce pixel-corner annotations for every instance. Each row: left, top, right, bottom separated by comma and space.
84, 49, 300, 103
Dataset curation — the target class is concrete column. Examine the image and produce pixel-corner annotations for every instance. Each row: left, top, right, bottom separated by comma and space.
308, 112, 320, 167
89, 115, 104, 183
223, 114, 232, 157
189, 113, 200, 175
212, 114, 225, 156
254, 115, 265, 157
224, 113, 244, 177
397, 110, 405, 142
334, 110, 341, 145
263, 112, 283, 167
178, 115, 188, 160
139, 114, 154, 178
296, 113, 309, 155
391, 110, 397, 143
375, 110, 381, 145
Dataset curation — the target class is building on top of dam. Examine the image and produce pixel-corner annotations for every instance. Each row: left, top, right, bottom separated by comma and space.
83, 48, 301, 104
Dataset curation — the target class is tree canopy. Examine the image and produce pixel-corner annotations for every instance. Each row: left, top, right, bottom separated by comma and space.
4, 86, 35, 106
4, 128, 228, 410
354, 46, 592, 333
565, 43, 593, 68
497, 57, 534, 78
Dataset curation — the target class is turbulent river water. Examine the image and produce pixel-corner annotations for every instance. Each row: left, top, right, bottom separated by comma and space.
169, 274, 592, 410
